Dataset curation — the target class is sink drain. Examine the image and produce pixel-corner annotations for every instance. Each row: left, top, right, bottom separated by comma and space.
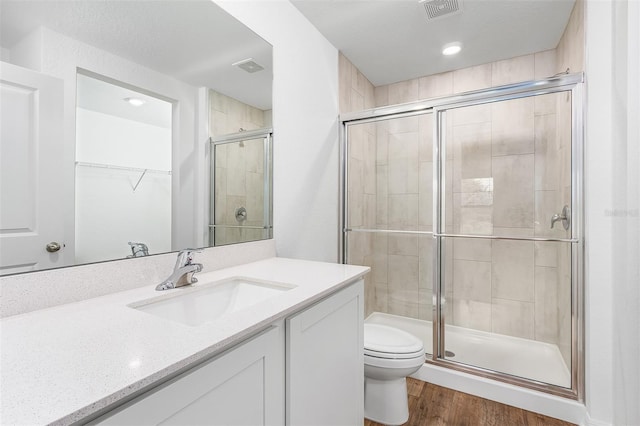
445, 350, 455, 358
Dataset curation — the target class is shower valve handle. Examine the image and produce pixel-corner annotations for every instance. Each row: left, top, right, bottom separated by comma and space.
550, 205, 571, 230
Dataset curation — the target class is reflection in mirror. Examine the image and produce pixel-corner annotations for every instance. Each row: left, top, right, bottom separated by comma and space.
0, 0, 273, 276
211, 129, 273, 246
75, 73, 173, 264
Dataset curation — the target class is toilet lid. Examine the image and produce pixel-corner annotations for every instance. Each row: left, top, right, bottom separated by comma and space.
364, 324, 424, 357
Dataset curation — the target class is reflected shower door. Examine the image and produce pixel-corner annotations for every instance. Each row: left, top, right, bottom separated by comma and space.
437, 91, 575, 388
210, 131, 272, 246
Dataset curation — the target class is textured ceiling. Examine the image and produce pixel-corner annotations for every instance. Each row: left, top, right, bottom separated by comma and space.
292, 0, 575, 86
0, 0, 273, 110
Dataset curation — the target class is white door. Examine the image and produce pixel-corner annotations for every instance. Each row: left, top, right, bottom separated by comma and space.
0, 62, 65, 275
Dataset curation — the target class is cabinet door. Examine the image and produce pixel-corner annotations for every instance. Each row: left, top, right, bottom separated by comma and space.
286, 280, 364, 426
92, 325, 284, 425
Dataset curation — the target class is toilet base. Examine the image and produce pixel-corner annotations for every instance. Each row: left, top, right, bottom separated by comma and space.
364, 376, 409, 426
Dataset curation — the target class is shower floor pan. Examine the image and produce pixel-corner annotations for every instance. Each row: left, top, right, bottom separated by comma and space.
366, 312, 571, 388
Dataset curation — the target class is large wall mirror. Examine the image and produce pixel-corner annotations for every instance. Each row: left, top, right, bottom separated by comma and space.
0, 0, 273, 276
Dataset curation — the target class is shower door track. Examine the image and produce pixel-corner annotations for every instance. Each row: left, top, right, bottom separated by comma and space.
339, 73, 584, 401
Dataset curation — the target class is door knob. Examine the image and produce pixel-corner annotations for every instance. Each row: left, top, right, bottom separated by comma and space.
46, 242, 61, 253
550, 205, 571, 230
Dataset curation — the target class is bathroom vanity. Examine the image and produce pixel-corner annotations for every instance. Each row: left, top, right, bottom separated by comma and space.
0, 255, 368, 425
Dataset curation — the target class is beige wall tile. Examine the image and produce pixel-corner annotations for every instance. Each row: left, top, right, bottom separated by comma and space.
493, 154, 535, 229
376, 165, 388, 226
534, 266, 559, 344
389, 115, 419, 134
418, 161, 433, 229
453, 238, 492, 262
534, 113, 560, 191
376, 126, 389, 166
492, 239, 534, 302
419, 71, 454, 99
453, 122, 492, 184
453, 63, 492, 93
388, 194, 418, 229
534, 93, 558, 116
451, 103, 491, 126
534, 241, 558, 267
388, 233, 419, 256
245, 172, 264, 221
418, 114, 434, 162
492, 97, 535, 156
453, 259, 492, 302
491, 54, 534, 87
388, 78, 420, 104
452, 299, 492, 332
453, 194, 494, 235
350, 88, 364, 112
418, 235, 433, 291
534, 50, 558, 80
388, 254, 420, 318
374, 85, 389, 107
348, 189, 363, 228
491, 299, 535, 339
371, 253, 388, 284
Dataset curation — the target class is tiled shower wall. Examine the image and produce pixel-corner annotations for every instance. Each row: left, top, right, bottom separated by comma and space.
210, 90, 272, 245
341, 1, 583, 368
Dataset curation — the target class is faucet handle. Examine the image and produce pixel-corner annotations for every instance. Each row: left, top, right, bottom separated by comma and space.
175, 248, 203, 267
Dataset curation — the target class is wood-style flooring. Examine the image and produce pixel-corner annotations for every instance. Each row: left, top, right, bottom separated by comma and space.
364, 378, 576, 426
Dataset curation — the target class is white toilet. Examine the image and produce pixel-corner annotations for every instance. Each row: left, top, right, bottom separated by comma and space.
364, 323, 425, 425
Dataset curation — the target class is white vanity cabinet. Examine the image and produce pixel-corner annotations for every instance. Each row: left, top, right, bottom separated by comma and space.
89, 279, 363, 426
91, 324, 285, 425
286, 279, 364, 425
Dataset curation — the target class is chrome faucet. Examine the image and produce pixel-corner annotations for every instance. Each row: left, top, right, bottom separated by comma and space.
156, 249, 203, 291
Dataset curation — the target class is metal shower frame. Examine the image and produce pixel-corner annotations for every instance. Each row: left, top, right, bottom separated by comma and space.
339, 73, 584, 400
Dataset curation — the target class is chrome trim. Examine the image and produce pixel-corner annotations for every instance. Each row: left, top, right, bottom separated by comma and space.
209, 127, 273, 144
339, 120, 348, 263
263, 133, 273, 240
571, 82, 586, 402
344, 228, 433, 235
433, 233, 579, 243
340, 73, 584, 123
208, 225, 272, 230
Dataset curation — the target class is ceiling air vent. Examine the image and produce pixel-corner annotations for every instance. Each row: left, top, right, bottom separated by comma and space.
420, 0, 463, 20
232, 58, 264, 73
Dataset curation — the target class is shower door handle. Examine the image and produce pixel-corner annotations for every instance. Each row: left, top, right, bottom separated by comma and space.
550, 205, 571, 230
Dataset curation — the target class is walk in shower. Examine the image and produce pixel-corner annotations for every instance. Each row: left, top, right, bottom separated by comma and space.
341, 74, 583, 398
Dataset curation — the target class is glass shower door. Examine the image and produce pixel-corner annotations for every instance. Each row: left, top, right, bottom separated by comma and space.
435, 91, 577, 389
343, 113, 435, 356
210, 130, 272, 246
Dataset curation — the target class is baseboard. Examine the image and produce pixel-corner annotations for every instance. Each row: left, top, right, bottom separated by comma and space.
581, 412, 612, 426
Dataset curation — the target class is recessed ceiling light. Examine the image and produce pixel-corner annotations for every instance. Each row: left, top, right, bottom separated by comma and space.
442, 42, 462, 56
124, 97, 145, 107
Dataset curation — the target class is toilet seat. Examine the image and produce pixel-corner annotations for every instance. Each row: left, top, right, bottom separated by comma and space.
364, 324, 424, 359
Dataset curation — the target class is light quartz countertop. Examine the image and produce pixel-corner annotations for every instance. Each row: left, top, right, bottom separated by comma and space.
0, 257, 369, 425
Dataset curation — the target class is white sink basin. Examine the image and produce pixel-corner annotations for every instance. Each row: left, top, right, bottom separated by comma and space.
130, 277, 295, 326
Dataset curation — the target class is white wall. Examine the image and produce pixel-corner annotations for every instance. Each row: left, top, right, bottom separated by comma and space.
214, 0, 340, 262
8, 27, 201, 258
585, 1, 640, 425
75, 108, 172, 263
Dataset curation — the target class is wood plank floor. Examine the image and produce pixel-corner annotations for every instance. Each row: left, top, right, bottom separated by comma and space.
364, 378, 576, 426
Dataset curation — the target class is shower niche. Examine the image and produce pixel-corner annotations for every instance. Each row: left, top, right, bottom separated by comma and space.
341, 74, 583, 398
